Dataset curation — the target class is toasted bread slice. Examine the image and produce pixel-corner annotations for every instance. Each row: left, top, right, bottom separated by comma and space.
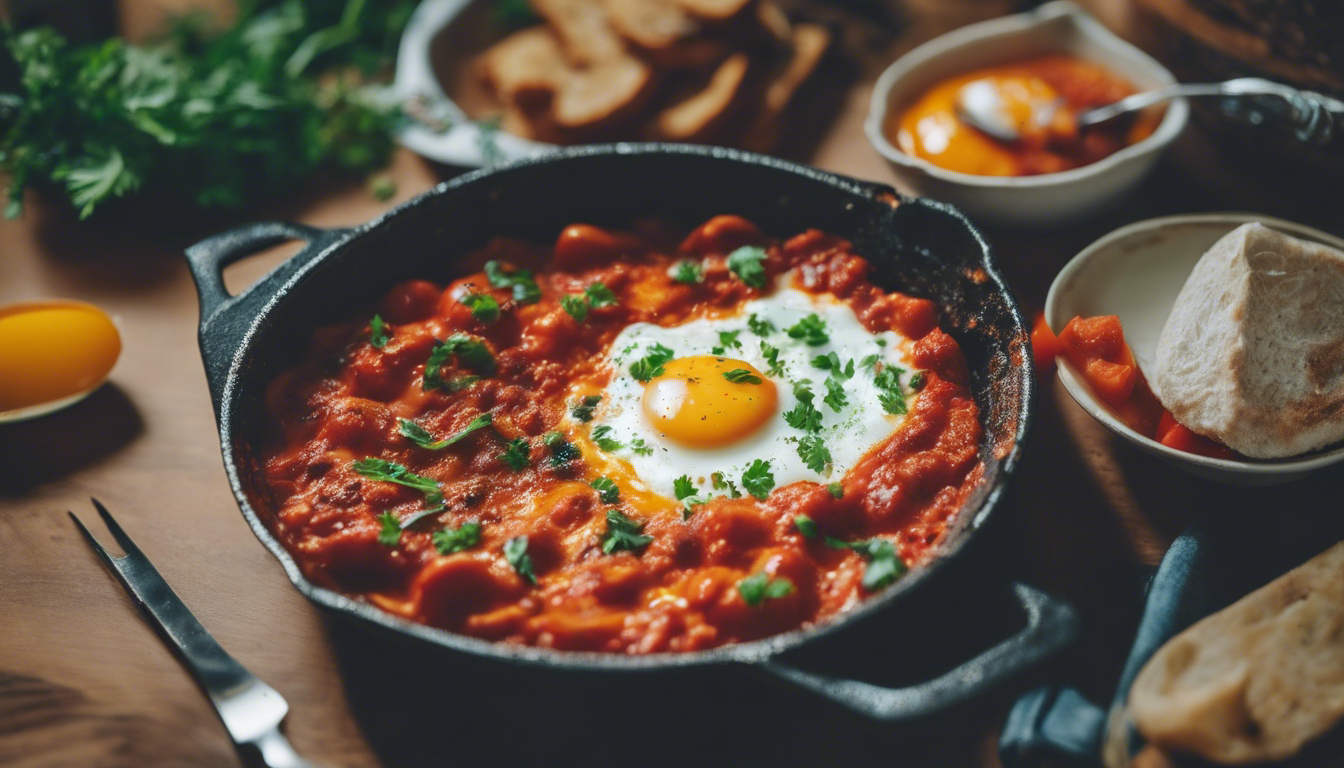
553, 54, 657, 132
480, 26, 567, 106
532, 0, 627, 64
677, 0, 754, 22
604, 0, 696, 50
649, 52, 752, 141
739, 23, 830, 152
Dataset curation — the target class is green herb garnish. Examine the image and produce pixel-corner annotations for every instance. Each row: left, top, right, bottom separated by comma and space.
761, 342, 786, 377
590, 477, 620, 503
823, 377, 848, 412
592, 425, 623, 452
794, 514, 819, 539
827, 482, 844, 499
738, 572, 794, 607
499, 438, 530, 470
673, 261, 703, 284
602, 509, 653, 555
748, 314, 775, 337
783, 381, 823, 432
376, 512, 402, 547
352, 459, 441, 496
723, 369, 763, 385
461, 293, 500, 324
828, 537, 907, 591
796, 435, 831, 474
424, 334, 496, 391
584, 282, 617, 308
874, 366, 907, 415
673, 475, 696, 500
812, 352, 854, 380
571, 395, 602, 423
741, 459, 775, 500
860, 353, 881, 370
484, 260, 542, 304
718, 330, 742, 351
399, 413, 493, 450
909, 371, 927, 391
545, 432, 580, 466
629, 343, 675, 382
629, 437, 654, 457
504, 535, 537, 584
433, 521, 482, 555
560, 294, 589, 323
786, 314, 829, 346
369, 314, 389, 348
727, 246, 768, 289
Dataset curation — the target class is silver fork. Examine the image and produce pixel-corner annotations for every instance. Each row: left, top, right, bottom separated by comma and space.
70, 499, 321, 768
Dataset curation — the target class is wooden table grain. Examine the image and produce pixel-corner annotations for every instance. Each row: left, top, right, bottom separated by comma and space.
3, 2, 1342, 766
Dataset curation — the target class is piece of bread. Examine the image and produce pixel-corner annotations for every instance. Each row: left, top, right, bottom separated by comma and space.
648, 52, 752, 141
1150, 223, 1344, 458
532, 0, 628, 65
738, 22, 830, 152
677, 0, 754, 22
1130, 539, 1344, 764
551, 54, 656, 132
480, 27, 568, 107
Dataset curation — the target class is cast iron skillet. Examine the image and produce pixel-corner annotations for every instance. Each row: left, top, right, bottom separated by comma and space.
185, 144, 1075, 721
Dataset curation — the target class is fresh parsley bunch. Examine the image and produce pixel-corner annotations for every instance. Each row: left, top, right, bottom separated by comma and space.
0, 0, 416, 219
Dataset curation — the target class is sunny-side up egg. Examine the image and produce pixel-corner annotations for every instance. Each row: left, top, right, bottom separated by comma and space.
0, 300, 121, 416
578, 281, 916, 503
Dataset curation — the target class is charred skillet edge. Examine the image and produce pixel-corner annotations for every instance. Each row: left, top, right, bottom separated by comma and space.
204, 142, 1035, 672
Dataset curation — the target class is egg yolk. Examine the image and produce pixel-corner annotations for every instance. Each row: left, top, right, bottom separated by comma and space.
0, 301, 121, 412
641, 356, 777, 448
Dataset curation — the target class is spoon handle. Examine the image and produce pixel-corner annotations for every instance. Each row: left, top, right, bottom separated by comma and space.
1079, 78, 1344, 145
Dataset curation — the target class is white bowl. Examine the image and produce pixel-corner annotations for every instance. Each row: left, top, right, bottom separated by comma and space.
1045, 213, 1344, 485
865, 1, 1188, 230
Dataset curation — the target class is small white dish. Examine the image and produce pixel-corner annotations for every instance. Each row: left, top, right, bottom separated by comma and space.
865, 1, 1188, 230
1045, 213, 1344, 485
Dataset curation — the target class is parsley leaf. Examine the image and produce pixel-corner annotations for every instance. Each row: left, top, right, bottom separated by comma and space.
504, 535, 537, 584
853, 539, 906, 591
433, 522, 482, 554
485, 260, 542, 304
741, 459, 775, 500
584, 282, 617, 308
602, 509, 653, 554
629, 344, 675, 382
673, 261, 703, 284
909, 371, 927, 391
761, 342, 786, 377
369, 315, 389, 348
827, 482, 844, 499
738, 572, 795, 607
786, 314, 829, 346
673, 475, 696, 500
499, 438, 530, 470
460, 293, 500, 324
590, 477, 620, 503
352, 459, 441, 496
376, 512, 402, 547
860, 353, 881, 370
783, 381, 823, 432
424, 334, 496, 391
727, 246, 769, 289
723, 368, 763, 385
399, 413, 493, 450
812, 352, 854, 380
794, 514, 819, 539
571, 395, 602, 423
718, 330, 742, 351
823, 377, 849, 412
748, 314, 775, 337
629, 437, 654, 456
560, 294, 589, 323
796, 435, 832, 474
591, 425, 623, 452
873, 366, 908, 415
544, 432, 580, 466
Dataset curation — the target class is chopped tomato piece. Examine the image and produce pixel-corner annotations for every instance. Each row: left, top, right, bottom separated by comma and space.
1058, 315, 1137, 407
1031, 312, 1061, 370
1156, 411, 1179, 443
1160, 423, 1237, 460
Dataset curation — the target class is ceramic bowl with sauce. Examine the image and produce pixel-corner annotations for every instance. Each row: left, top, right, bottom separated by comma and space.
1046, 213, 1344, 486
866, 1, 1188, 230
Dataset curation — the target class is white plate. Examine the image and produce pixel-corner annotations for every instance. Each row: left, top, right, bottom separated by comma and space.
1045, 213, 1344, 485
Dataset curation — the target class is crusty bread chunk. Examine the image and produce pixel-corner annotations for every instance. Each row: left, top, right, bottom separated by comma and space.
739, 22, 830, 152
1130, 539, 1344, 764
649, 52, 752, 141
480, 27, 568, 106
677, 0, 754, 21
533, 0, 627, 64
1150, 223, 1344, 458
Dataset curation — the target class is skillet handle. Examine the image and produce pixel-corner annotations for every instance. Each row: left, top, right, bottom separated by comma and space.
755, 583, 1078, 722
183, 221, 349, 412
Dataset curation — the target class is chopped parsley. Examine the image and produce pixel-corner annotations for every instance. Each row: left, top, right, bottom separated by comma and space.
794, 514, 819, 539
823, 377, 849, 412
499, 438, 530, 470
590, 477, 620, 503
352, 459, 441, 497
829, 537, 907, 591
718, 330, 742, 351
584, 282, 617, 308
860, 353, 881, 370
432, 521, 482, 555
741, 459, 775, 500
673, 475, 696, 500
723, 368, 763, 385
460, 293, 499, 324
673, 261, 703, 284
827, 482, 844, 499
909, 371, 927, 391
630, 343, 676, 382
485, 260, 542, 304
544, 431, 580, 466
629, 437, 654, 457
747, 314, 775, 337
711, 471, 743, 499
503, 535, 537, 584
874, 366, 908, 415
571, 395, 602, 423
726, 245, 768, 289
812, 352, 854, 380
602, 509, 653, 555
376, 512, 402, 547
796, 435, 832, 474
738, 572, 794, 607
399, 413, 493, 451
424, 334, 496, 391
761, 342, 786, 377
786, 314, 829, 346
591, 425, 624, 452
560, 294, 589, 323
368, 314, 389, 348
783, 381, 823, 432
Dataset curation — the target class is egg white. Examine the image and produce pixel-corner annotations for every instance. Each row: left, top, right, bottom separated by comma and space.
578, 281, 916, 503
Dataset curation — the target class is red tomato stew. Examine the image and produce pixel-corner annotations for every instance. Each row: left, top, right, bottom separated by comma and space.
257, 215, 984, 653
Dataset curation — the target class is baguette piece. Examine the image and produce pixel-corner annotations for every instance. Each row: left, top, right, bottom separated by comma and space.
649, 52, 752, 141
1130, 539, 1344, 764
480, 27, 568, 106
1150, 223, 1344, 458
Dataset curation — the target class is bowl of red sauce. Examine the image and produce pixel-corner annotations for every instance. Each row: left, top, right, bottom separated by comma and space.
866, 1, 1188, 229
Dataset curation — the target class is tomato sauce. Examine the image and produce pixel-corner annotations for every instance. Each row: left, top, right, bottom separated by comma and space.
258, 216, 983, 653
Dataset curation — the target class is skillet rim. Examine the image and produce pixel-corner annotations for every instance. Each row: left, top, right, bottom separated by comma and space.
207, 142, 1033, 671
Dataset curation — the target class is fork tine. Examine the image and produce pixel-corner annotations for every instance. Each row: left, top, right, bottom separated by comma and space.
68, 510, 124, 574
90, 497, 147, 562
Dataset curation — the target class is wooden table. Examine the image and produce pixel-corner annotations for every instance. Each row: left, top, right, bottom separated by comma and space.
3, 2, 1342, 766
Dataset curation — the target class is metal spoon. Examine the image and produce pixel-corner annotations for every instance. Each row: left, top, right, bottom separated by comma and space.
957, 77, 1344, 146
